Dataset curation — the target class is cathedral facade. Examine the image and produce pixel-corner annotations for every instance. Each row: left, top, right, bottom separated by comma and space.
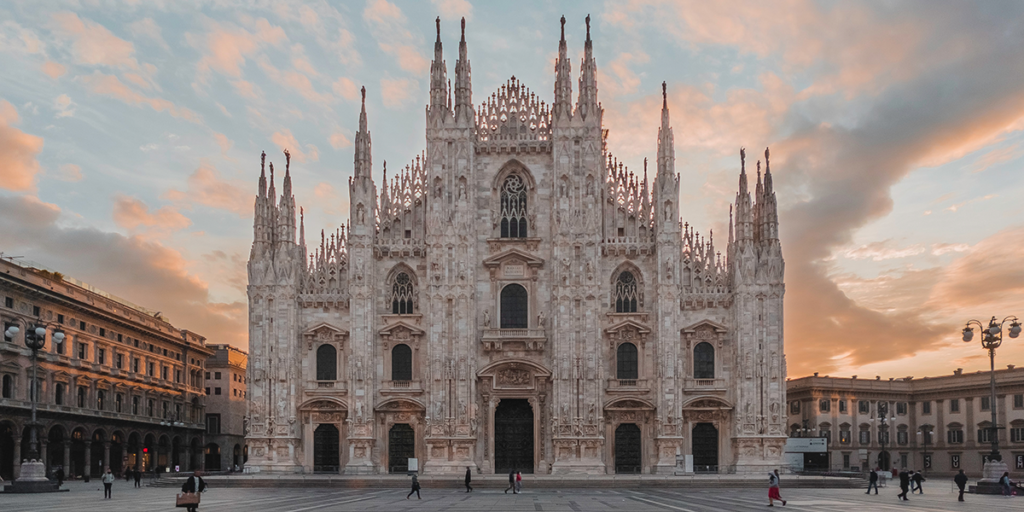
245, 17, 787, 475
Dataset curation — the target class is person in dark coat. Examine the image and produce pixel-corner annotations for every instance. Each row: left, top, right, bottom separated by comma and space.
406, 474, 421, 499
954, 470, 968, 502
897, 469, 911, 501
124, 467, 131, 482
464, 467, 473, 492
505, 469, 515, 494
133, 468, 142, 488
912, 470, 925, 493
866, 467, 878, 494
180, 471, 207, 512
54, 467, 65, 488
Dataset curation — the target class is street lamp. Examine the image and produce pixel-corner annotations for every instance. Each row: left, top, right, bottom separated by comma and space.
872, 402, 895, 470
916, 428, 931, 476
5, 321, 65, 491
962, 315, 1020, 491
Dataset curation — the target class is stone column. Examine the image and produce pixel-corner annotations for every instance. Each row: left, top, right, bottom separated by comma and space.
41, 440, 48, 474
13, 437, 22, 479
103, 442, 111, 471
63, 441, 71, 474
84, 443, 92, 479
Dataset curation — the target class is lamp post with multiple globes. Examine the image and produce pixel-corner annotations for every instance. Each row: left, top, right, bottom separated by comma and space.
962, 315, 1020, 492
5, 321, 65, 492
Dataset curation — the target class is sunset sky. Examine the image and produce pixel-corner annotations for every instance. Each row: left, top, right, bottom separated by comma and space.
1, 0, 1022, 379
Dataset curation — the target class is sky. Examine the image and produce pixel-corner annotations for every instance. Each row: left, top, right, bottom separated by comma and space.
1, 0, 1022, 380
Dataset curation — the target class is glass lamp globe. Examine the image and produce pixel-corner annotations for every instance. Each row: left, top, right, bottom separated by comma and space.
35, 326, 46, 337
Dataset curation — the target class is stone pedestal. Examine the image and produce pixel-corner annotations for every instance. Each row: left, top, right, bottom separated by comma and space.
973, 459, 1010, 494
2, 460, 64, 493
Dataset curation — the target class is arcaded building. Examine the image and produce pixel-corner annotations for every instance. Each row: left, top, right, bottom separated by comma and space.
245, 17, 787, 475
0, 258, 212, 480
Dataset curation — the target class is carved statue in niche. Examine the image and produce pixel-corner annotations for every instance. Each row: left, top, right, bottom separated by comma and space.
435, 401, 444, 419
458, 180, 466, 201
587, 404, 596, 424
561, 404, 569, 423
585, 261, 593, 281
756, 414, 766, 434
483, 309, 490, 328
756, 352, 764, 378
770, 351, 779, 380
537, 311, 545, 328
459, 400, 467, 420
769, 402, 779, 423
745, 353, 753, 379
744, 401, 753, 424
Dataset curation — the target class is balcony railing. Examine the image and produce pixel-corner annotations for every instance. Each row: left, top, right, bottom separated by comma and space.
481, 328, 546, 339
684, 378, 727, 390
606, 378, 650, 391
381, 380, 423, 394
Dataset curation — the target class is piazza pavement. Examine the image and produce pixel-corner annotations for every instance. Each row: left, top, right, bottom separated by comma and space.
2, 479, 1022, 512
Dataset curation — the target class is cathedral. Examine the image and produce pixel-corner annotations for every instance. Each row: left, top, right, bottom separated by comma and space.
245, 16, 786, 475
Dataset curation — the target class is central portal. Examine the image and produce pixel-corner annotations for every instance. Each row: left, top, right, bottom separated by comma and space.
494, 398, 534, 474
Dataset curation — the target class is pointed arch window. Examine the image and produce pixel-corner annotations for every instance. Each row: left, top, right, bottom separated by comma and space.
617, 342, 639, 380
693, 342, 715, 379
614, 271, 638, 313
500, 284, 528, 328
316, 344, 337, 381
391, 344, 412, 381
500, 174, 528, 238
390, 272, 415, 314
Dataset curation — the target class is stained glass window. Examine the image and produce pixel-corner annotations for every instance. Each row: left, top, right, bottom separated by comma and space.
617, 343, 638, 380
316, 344, 337, 381
500, 175, 528, 238
694, 342, 715, 379
500, 284, 528, 328
391, 272, 414, 314
614, 271, 638, 313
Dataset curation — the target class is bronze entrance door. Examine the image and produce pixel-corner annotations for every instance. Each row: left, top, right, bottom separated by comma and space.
614, 423, 642, 474
692, 422, 719, 472
388, 424, 415, 473
494, 399, 533, 474
313, 424, 339, 472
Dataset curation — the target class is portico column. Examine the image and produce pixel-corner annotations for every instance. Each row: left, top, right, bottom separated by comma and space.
63, 441, 71, 474
84, 442, 92, 479
13, 437, 22, 479
103, 442, 111, 471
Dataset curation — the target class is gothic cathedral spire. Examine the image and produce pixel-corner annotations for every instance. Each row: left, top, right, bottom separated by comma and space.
354, 86, 372, 179
576, 15, 598, 120
453, 17, 473, 125
429, 17, 449, 121
552, 15, 573, 123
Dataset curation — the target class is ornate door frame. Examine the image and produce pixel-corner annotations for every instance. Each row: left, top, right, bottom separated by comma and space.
477, 359, 551, 473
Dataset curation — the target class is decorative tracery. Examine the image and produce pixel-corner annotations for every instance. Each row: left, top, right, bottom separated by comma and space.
390, 272, 415, 314
500, 175, 528, 238
614, 271, 638, 313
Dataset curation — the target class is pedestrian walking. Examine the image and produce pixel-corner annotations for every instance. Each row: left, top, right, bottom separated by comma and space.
55, 467, 65, 488
101, 468, 115, 499
406, 474, 421, 499
505, 469, 515, 494
897, 469, 910, 501
180, 471, 207, 512
515, 470, 523, 493
1000, 471, 1014, 497
866, 467, 879, 494
912, 470, 925, 494
124, 467, 130, 482
954, 469, 968, 502
464, 467, 473, 492
133, 468, 142, 488
767, 469, 786, 506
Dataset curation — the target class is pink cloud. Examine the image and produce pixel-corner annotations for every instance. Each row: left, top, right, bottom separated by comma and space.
80, 72, 201, 123
363, 0, 429, 74
190, 18, 287, 80
0, 100, 44, 191
329, 131, 351, 149
41, 61, 66, 79
57, 163, 83, 182
213, 132, 233, 154
332, 76, 360, 102
431, 0, 474, 21
112, 195, 192, 234
50, 12, 140, 70
271, 129, 319, 162
164, 164, 251, 217
380, 77, 419, 109
127, 17, 169, 50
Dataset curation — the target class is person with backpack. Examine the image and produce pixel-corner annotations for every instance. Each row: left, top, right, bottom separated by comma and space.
1000, 471, 1014, 497
866, 467, 879, 494
406, 474, 421, 499
768, 469, 786, 506
180, 471, 207, 512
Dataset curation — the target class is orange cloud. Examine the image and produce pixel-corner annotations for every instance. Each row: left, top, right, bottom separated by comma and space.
363, 0, 429, 74
332, 76, 360, 102
80, 72, 201, 123
271, 129, 319, 162
213, 132, 233, 154
191, 18, 287, 80
164, 164, 251, 217
41, 61, 66, 79
329, 131, 351, 149
50, 12, 140, 70
0, 100, 44, 191
380, 77, 418, 109
0, 194, 247, 348
112, 195, 192, 235
431, 0, 474, 21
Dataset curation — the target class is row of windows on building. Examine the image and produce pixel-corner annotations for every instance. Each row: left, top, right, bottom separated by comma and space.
204, 386, 245, 398
793, 423, 1024, 445
311, 340, 716, 382
205, 371, 245, 383
792, 395, 1024, 415
385, 270, 643, 318
0, 374, 198, 421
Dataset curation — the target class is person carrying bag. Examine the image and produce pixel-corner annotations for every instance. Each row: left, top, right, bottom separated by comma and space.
177, 471, 207, 511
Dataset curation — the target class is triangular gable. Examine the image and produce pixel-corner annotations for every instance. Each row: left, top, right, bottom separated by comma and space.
482, 248, 544, 268
378, 320, 426, 337
302, 322, 349, 337
681, 319, 728, 334
604, 319, 651, 335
